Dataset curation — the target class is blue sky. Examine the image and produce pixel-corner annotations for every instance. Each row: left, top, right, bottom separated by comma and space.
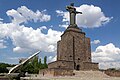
0, 0, 120, 69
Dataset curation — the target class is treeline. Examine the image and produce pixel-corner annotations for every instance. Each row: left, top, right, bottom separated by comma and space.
0, 56, 48, 74
0, 63, 14, 73
21, 56, 48, 74
107, 68, 120, 71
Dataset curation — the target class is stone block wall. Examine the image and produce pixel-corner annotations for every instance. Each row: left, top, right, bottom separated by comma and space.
85, 37, 91, 62
80, 62, 98, 70
39, 69, 54, 76
46, 27, 98, 73
57, 33, 74, 61
57, 27, 93, 70
74, 35, 86, 63
53, 69, 73, 76
39, 68, 73, 76
48, 60, 74, 69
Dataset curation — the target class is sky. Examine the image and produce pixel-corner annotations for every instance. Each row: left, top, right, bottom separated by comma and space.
0, 0, 120, 69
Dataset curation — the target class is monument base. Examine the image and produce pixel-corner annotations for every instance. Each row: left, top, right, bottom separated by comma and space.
39, 61, 98, 76
39, 68, 73, 76
79, 62, 99, 70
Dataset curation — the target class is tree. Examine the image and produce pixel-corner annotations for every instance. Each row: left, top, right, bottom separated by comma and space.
44, 56, 47, 64
0, 63, 11, 73
39, 58, 42, 65
19, 56, 48, 74
39, 58, 44, 69
0, 56, 48, 74
107, 68, 116, 71
43, 56, 48, 68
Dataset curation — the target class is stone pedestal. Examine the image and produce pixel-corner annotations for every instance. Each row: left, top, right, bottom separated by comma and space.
39, 26, 98, 76
56, 26, 98, 70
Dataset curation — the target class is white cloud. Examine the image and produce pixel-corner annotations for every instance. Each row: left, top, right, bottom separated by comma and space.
56, 4, 112, 28
7, 9, 26, 24
0, 18, 3, 21
0, 18, 3, 24
8, 57, 19, 60
0, 39, 7, 49
59, 24, 68, 29
92, 43, 120, 69
6, 6, 51, 24
39, 26, 47, 30
0, 43, 7, 49
0, 6, 62, 53
91, 40, 100, 44
13, 47, 32, 53
8, 57, 26, 61
11, 26, 61, 52
48, 55, 57, 63
0, 23, 62, 53
56, 10, 69, 22
52, 55, 57, 61
99, 62, 120, 70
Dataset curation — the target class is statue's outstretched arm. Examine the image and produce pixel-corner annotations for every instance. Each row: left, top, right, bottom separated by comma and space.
76, 11, 82, 14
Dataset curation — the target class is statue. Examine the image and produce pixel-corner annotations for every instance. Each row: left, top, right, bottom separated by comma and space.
66, 3, 82, 26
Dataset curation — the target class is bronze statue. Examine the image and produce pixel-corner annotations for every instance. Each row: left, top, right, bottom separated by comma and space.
66, 3, 82, 26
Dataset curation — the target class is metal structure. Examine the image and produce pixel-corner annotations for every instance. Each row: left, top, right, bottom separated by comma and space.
8, 51, 41, 75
